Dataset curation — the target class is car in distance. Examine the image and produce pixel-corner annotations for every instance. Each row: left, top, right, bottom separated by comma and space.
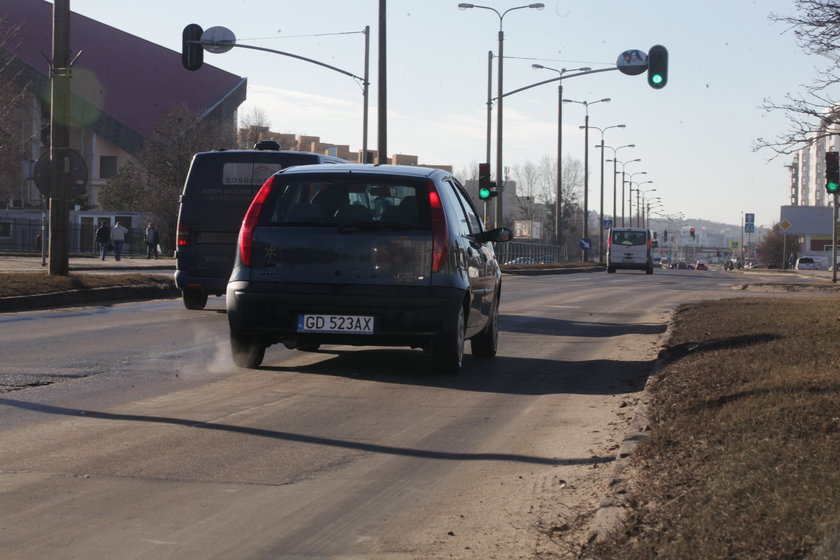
174, 142, 345, 310
794, 256, 817, 271
606, 227, 654, 274
226, 164, 513, 373
695, 260, 709, 271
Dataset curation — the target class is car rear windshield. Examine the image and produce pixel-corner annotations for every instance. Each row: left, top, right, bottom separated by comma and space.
612, 230, 648, 246
259, 174, 431, 228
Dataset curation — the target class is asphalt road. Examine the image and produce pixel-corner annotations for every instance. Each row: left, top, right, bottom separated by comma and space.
0, 268, 813, 559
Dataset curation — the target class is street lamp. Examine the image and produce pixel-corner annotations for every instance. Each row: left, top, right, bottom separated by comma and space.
459, 2, 545, 229
634, 183, 655, 227
589, 124, 626, 262
607, 158, 641, 227
627, 172, 649, 226
597, 144, 634, 233
532, 63, 590, 245
564, 97, 610, 260
639, 189, 657, 226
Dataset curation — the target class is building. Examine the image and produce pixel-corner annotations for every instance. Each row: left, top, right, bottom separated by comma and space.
2, 0, 245, 209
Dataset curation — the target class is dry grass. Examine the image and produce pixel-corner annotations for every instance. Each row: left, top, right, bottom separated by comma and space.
0, 272, 173, 297
584, 297, 840, 560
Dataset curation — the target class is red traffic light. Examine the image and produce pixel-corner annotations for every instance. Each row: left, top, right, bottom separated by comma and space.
690, 227, 696, 238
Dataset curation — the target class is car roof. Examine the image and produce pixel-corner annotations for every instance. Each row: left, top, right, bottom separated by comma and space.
193, 149, 333, 158
276, 163, 446, 178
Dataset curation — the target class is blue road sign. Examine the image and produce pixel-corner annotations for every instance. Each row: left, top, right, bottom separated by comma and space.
603, 218, 613, 229
579, 238, 592, 250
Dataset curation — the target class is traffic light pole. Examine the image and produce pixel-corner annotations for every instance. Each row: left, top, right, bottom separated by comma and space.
833, 192, 838, 284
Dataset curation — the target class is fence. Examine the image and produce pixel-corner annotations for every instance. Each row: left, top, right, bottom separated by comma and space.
0, 216, 151, 256
494, 241, 567, 265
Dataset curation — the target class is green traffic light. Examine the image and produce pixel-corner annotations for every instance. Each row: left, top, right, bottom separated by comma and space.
479, 188, 491, 199
829, 181, 840, 193
651, 74, 663, 85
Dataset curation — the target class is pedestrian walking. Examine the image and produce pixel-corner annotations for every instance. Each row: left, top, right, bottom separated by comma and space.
144, 223, 160, 259
111, 220, 128, 261
95, 221, 111, 260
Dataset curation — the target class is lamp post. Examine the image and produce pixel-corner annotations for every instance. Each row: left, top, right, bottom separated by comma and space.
531, 64, 590, 245
598, 144, 634, 233
589, 124, 626, 262
627, 172, 649, 226
459, 2, 545, 229
640, 190, 658, 227
635, 184, 656, 227
564, 97, 610, 260
607, 158, 641, 227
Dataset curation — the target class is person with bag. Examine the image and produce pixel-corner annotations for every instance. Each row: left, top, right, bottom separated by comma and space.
110, 220, 128, 261
144, 223, 160, 260
95, 221, 111, 261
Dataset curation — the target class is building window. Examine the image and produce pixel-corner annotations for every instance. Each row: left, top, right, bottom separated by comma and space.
100, 156, 117, 179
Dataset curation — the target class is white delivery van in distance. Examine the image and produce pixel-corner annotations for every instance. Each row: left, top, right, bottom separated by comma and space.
606, 227, 654, 274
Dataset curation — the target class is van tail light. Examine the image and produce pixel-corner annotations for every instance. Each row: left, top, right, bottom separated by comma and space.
238, 176, 275, 267
427, 181, 448, 273
176, 224, 189, 247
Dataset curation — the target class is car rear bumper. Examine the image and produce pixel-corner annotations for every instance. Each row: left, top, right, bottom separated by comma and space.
226, 281, 465, 347
174, 270, 228, 295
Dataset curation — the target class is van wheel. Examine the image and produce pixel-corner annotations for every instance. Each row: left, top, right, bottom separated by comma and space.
607, 266, 616, 273
183, 288, 208, 310
645, 266, 654, 275
230, 333, 265, 368
471, 299, 498, 358
433, 305, 465, 375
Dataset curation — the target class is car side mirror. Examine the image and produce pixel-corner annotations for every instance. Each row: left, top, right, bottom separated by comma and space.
474, 227, 513, 243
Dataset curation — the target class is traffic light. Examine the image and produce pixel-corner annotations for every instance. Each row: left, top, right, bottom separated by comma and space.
182, 24, 204, 71
647, 45, 668, 89
478, 162, 497, 199
826, 151, 840, 194
663, 229, 668, 242
690, 227, 696, 238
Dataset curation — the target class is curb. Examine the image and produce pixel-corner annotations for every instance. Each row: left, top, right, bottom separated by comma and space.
0, 284, 180, 312
501, 266, 605, 276
586, 321, 673, 543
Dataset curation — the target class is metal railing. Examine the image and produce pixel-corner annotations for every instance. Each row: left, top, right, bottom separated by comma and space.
0, 217, 150, 256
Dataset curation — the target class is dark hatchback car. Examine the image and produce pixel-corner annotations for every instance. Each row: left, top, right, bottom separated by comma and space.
174, 143, 344, 310
226, 164, 513, 373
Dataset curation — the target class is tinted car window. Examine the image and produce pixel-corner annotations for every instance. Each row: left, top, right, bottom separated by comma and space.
612, 230, 647, 245
259, 173, 431, 228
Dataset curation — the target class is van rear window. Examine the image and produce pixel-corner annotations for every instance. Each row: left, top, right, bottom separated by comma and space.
612, 231, 647, 246
261, 174, 430, 228
184, 153, 325, 205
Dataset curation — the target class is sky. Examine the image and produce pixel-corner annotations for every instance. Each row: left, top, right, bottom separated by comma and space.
60, 0, 823, 229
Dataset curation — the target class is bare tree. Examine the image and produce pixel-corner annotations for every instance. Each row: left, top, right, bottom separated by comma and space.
0, 18, 33, 204
237, 107, 271, 149
100, 103, 235, 249
756, 1, 840, 156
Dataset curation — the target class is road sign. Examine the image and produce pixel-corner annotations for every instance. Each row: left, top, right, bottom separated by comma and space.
744, 223, 755, 233
616, 50, 647, 76
603, 218, 613, 229
579, 238, 592, 250
780, 219, 792, 231
730, 241, 740, 250
33, 149, 88, 198
745, 213, 755, 224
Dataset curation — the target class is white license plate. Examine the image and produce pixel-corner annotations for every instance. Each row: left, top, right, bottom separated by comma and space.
297, 314, 374, 334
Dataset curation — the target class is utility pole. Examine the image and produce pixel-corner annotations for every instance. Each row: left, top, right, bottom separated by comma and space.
48, 0, 71, 276
377, 0, 387, 164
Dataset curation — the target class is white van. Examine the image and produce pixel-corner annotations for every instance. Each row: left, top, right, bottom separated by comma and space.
607, 228, 654, 274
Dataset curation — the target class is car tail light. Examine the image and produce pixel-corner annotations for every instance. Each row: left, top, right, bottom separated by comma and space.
238, 176, 275, 267
427, 180, 448, 273
176, 224, 189, 247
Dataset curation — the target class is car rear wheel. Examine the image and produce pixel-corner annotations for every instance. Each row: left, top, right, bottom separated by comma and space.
182, 288, 208, 310
471, 298, 498, 358
230, 333, 265, 368
432, 305, 465, 375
